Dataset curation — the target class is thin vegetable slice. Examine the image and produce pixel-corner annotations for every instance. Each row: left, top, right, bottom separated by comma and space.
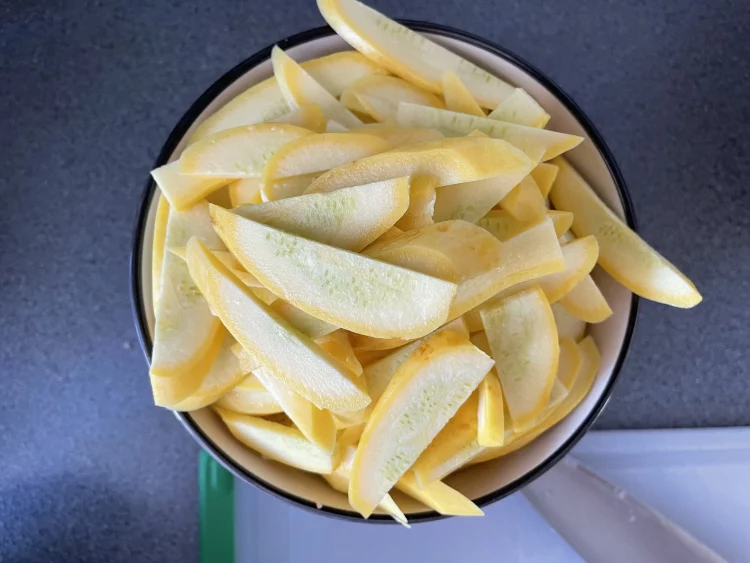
215, 375, 283, 415
551, 302, 587, 341
231, 177, 410, 252
151, 160, 232, 212
549, 157, 701, 307
228, 178, 263, 207
499, 175, 547, 222
488, 88, 550, 128
477, 371, 505, 447
186, 237, 369, 412
210, 206, 457, 339
151, 194, 170, 307
530, 162, 559, 198
442, 71, 484, 117
396, 103, 583, 162
396, 472, 483, 516
216, 409, 335, 474
341, 75, 444, 122
481, 287, 559, 433
349, 330, 493, 517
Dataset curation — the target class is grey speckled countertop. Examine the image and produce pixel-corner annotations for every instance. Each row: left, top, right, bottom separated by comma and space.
1, 0, 748, 560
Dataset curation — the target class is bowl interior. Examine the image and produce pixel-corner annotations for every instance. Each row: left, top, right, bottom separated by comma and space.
134, 27, 635, 520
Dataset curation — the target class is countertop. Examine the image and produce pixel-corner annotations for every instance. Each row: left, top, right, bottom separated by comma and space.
1, 0, 748, 561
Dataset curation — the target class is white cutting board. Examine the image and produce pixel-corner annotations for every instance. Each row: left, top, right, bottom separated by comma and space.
234, 428, 750, 562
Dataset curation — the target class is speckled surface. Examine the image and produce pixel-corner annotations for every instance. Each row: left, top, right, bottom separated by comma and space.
1, 0, 748, 560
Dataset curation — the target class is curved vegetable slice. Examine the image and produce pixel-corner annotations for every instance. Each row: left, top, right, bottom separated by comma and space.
151, 160, 232, 212
410, 390, 482, 485
179, 123, 312, 178
171, 333, 248, 411
557, 337, 583, 390
395, 175, 436, 231
316, 330, 363, 376
231, 177, 410, 252
477, 371, 505, 447
396, 472, 483, 516
442, 71, 484, 117
341, 75, 444, 122
550, 157, 701, 307
151, 194, 170, 307
261, 174, 319, 202
530, 162, 559, 198
350, 333, 411, 352
477, 209, 573, 242
300, 51, 390, 97
150, 202, 225, 396
215, 375, 283, 415
480, 287, 559, 433
228, 178, 263, 207
500, 175, 547, 222
551, 302, 587, 342
560, 273, 613, 323
396, 103, 583, 162
272, 46, 362, 129
263, 132, 388, 181
470, 336, 600, 465
488, 88, 550, 128
365, 220, 504, 285
448, 216, 565, 320
317, 0, 515, 108
252, 366, 337, 454
324, 446, 409, 526
306, 136, 531, 193
353, 124, 444, 148
349, 329, 493, 517
186, 237, 370, 412
216, 409, 335, 474
209, 207, 457, 339
433, 173, 526, 224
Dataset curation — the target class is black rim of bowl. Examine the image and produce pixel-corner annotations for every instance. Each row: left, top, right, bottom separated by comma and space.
130, 20, 639, 524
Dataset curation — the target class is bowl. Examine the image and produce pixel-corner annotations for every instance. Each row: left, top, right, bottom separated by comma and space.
130, 21, 638, 523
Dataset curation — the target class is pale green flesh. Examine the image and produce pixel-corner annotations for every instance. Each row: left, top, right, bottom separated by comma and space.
232, 178, 408, 252
213, 209, 457, 339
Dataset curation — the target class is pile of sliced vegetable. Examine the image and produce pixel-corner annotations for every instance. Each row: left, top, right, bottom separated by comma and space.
148, 0, 702, 525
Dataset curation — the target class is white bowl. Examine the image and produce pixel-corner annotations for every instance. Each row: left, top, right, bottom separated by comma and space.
130, 22, 638, 523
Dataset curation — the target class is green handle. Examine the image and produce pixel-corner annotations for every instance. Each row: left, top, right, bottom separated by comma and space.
199, 451, 235, 563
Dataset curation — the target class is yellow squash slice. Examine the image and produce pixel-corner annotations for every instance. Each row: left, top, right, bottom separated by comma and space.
442, 71, 484, 117
228, 178, 263, 207
448, 216, 565, 320
216, 409, 335, 474
394, 175, 436, 231
499, 175, 547, 222
170, 333, 248, 411
251, 365, 337, 454
433, 173, 526, 224
549, 157, 701, 307
317, 0, 516, 108
324, 446, 409, 526
269, 300, 338, 339
215, 375, 283, 416
557, 337, 584, 389
269, 103, 328, 132
151, 194, 170, 307
316, 330, 363, 376
341, 75, 444, 122
488, 88, 550, 128
471, 336, 600, 465
559, 274, 613, 323
209, 207, 457, 339
263, 132, 389, 181
179, 123, 312, 178
354, 124, 444, 148
300, 51, 390, 97
272, 46, 362, 129
396, 472, 483, 516
305, 136, 531, 193
410, 390, 482, 485
261, 173, 320, 202
477, 371, 505, 447
477, 209, 573, 242
231, 177, 410, 252
186, 237, 369, 412
480, 287, 559, 433
150, 202, 226, 400
151, 160, 232, 212
349, 330, 494, 517
530, 162, 559, 198
396, 103, 583, 162
551, 302, 587, 341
